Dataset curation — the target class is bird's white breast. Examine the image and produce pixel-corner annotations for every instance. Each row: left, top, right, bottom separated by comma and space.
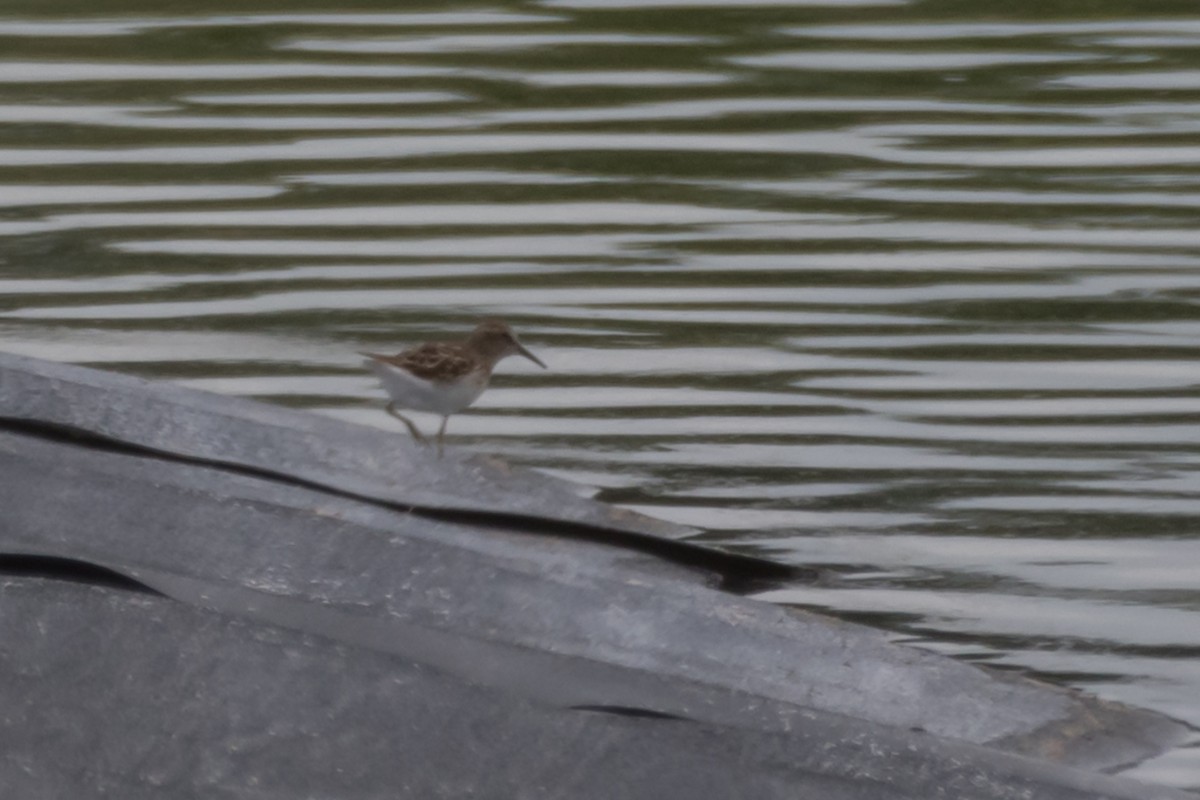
366, 359, 488, 415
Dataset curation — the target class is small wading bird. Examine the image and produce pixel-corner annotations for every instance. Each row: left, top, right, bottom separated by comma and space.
361, 319, 547, 457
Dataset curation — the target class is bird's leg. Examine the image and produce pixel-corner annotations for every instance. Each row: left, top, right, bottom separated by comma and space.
436, 416, 449, 459
386, 403, 427, 445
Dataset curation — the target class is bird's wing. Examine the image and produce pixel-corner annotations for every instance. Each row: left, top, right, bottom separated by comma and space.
362, 343, 476, 384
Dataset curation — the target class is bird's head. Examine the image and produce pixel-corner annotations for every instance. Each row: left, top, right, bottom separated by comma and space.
468, 319, 547, 369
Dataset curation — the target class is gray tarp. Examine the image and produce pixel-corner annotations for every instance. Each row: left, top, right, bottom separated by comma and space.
0, 351, 1192, 798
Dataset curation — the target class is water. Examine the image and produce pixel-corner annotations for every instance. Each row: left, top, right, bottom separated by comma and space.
1, 0, 1199, 787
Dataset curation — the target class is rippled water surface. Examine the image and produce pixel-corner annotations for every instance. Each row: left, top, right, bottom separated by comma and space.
2, 0, 1199, 787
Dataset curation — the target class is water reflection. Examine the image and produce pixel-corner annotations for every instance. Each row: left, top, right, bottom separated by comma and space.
787, 19, 1200, 38
185, 90, 471, 105
284, 33, 716, 53
0, 0, 1198, 788
0, 61, 457, 82
732, 51, 1101, 70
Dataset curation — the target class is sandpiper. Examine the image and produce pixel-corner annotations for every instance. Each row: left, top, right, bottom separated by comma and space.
361, 319, 546, 457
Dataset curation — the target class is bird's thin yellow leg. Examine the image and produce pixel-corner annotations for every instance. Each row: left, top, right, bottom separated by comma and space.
386, 403, 427, 445
436, 416, 449, 458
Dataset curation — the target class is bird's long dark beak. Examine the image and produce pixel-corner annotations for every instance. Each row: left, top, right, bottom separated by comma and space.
516, 341, 547, 369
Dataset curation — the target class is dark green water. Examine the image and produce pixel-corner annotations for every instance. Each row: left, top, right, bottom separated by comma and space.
1, 0, 1198, 787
